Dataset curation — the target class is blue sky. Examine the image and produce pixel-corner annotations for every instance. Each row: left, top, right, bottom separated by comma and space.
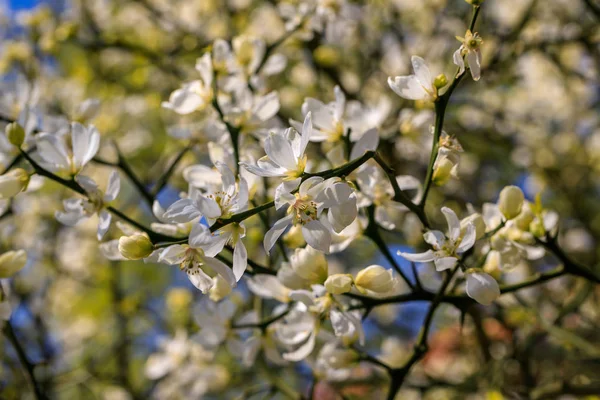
9, 0, 39, 10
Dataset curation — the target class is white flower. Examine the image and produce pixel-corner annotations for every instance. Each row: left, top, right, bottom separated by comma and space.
158, 224, 237, 294
55, 171, 120, 240
35, 122, 100, 175
314, 341, 356, 381
356, 165, 421, 230
289, 285, 364, 345
296, 86, 390, 144
453, 30, 483, 81
162, 53, 213, 114
398, 207, 476, 271
221, 88, 280, 137
273, 303, 318, 362
264, 176, 356, 253
145, 330, 212, 380
388, 56, 438, 102
165, 162, 249, 280
150, 200, 193, 238
213, 36, 286, 87
241, 112, 313, 182
192, 299, 237, 351
298, 86, 347, 142
465, 270, 500, 305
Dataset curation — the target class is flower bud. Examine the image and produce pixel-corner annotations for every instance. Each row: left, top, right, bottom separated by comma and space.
118, 233, 154, 260
432, 157, 454, 185
497, 186, 524, 220
324, 274, 354, 295
433, 73, 448, 89
354, 265, 394, 294
290, 246, 328, 284
513, 202, 535, 231
0, 249, 27, 278
209, 275, 232, 302
465, 269, 500, 305
460, 213, 486, 240
466, 0, 485, 5
483, 251, 501, 279
0, 168, 30, 199
5, 122, 25, 147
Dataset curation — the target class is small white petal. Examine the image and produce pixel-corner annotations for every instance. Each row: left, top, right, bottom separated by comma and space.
434, 256, 458, 271
411, 56, 433, 90
104, 170, 121, 202
387, 76, 428, 101
302, 220, 331, 253
233, 240, 247, 281
441, 207, 461, 241
264, 215, 293, 253
398, 249, 436, 263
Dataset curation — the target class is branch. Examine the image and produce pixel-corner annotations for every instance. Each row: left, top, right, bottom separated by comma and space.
3, 321, 49, 400
20, 150, 176, 243
151, 144, 193, 196
373, 152, 430, 228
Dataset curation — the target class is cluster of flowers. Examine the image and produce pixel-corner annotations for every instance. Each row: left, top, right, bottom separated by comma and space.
0, 0, 568, 393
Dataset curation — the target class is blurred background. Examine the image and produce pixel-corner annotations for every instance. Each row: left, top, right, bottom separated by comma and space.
0, 0, 599, 399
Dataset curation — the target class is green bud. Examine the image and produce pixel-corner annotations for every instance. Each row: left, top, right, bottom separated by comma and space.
324, 274, 354, 295
466, 0, 485, 5
433, 73, 448, 89
118, 233, 154, 260
5, 122, 25, 147
498, 186, 524, 220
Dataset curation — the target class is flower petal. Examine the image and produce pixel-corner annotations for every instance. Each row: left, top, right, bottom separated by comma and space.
397, 249, 436, 263
203, 256, 236, 289
411, 56, 432, 90
265, 132, 298, 171
103, 170, 121, 203
233, 240, 247, 281
441, 206, 461, 241
302, 220, 331, 253
434, 256, 458, 271
387, 75, 428, 101
264, 214, 293, 253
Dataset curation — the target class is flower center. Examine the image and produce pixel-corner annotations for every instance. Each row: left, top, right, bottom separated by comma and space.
283, 155, 307, 181
207, 190, 233, 217
289, 194, 318, 225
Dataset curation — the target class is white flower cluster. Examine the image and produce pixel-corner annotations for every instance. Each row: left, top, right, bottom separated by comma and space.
0, 1, 588, 394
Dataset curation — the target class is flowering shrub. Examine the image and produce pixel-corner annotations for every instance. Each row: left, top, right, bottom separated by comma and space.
1, 0, 599, 399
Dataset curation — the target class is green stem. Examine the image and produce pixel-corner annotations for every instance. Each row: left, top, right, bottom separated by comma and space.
418, 4, 482, 210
